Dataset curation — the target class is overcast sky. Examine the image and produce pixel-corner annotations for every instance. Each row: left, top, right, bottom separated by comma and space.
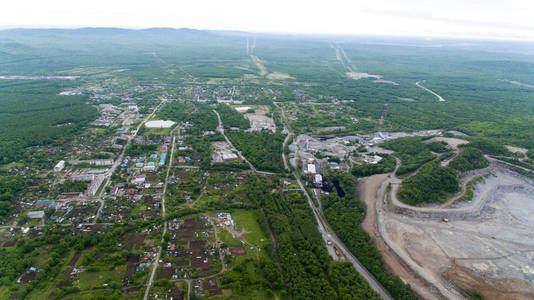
2, 0, 534, 40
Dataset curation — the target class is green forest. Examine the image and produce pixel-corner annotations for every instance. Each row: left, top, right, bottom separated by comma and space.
449, 148, 489, 172
398, 162, 459, 205
241, 175, 381, 299
381, 137, 444, 176
352, 154, 396, 177
0, 81, 97, 164
322, 173, 417, 299
227, 131, 285, 173
216, 104, 251, 130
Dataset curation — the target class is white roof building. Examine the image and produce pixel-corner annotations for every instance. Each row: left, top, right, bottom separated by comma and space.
314, 174, 323, 184
54, 160, 65, 172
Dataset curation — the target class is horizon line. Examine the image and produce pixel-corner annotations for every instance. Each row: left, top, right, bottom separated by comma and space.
1, 25, 533, 43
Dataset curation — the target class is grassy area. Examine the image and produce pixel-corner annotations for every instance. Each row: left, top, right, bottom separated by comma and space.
218, 227, 243, 247
0, 161, 24, 171
78, 265, 125, 290
131, 204, 147, 217
0, 286, 12, 300
232, 210, 268, 246
142, 127, 171, 136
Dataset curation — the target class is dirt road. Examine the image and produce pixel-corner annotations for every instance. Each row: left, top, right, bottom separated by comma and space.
416, 80, 446, 102
359, 174, 446, 299
213, 109, 256, 172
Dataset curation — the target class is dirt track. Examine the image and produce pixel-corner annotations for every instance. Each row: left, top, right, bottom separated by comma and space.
359, 174, 446, 300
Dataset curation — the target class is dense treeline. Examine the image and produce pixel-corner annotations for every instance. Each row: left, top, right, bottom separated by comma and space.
398, 162, 459, 205
157, 101, 218, 133
323, 173, 418, 299
528, 149, 534, 160
124, 143, 158, 156
221, 256, 283, 297
216, 104, 251, 130
59, 180, 88, 193
351, 154, 396, 177
449, 148, 489, 172
183, 133, 225, 169
462, 137, 511, 156
188, 105, 218, 133
381, 137, 440, 176
226, 131, 285, 173
495, 156, 534, 172
0, 176, 25, 217
242, 175, 381, 299
0, 81, 97, 164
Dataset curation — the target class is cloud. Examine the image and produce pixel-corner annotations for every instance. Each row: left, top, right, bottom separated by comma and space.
1, 0, 533, 40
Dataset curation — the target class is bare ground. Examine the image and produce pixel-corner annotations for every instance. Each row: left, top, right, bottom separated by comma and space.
358, 174, 443, 299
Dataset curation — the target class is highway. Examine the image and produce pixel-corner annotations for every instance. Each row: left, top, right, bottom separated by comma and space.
276, 103, 393, 300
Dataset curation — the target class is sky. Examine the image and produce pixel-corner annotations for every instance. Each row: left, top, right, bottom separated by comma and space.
2, 0, 534, 40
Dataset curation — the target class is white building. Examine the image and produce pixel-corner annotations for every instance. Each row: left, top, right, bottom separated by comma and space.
28, 211, 44, 219
306, 164, 316, 174
133, 174, 146, 185
54, 160, 65, 172
87, 175, 105, 197
314, 174, 323, 186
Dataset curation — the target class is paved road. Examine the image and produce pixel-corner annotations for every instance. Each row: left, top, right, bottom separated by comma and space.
213, 109, 257, 172
416, 80, 445, 102
276, 103, 393, 300
92, 100, 166, 224
143, 133, 175, 300
292, 170, 393, 300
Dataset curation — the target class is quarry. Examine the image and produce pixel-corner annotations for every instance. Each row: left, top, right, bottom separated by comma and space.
360, 136, 534, 299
